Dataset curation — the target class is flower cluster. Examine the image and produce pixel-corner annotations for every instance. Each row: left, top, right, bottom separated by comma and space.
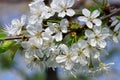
3, 0, 117, 76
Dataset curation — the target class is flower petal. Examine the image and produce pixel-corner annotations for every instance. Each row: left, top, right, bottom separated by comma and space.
111, 19, 118, 26
56, 55, 67, 63
85, 30, 94, 38
21, 15, 26, 25
59, 44, 69, 54
83, 49, 90, 57
114, 23, 120, 31
78, 16, 88, 22
91, 10, 100, 18
21, 41, 29, 49
86, 21, 93, 28
65, 60, 74, 70
113, 35, 119, 43
97, 40, 106, 48
58, 11, 66, 18
77, 40, 87, 49
55, 32, 62, 41
66, 0, 75, 7
93, 26, 101, 34
82, 8, 90, 17
76, 56, 87, 65
60, 19, 68, 33
66, 9, 75, 16
89, 39, 97, 47
92, 19, 102, 26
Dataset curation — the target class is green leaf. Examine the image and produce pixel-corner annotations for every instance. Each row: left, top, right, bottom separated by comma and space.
0, 29, 7, 39
0, 32, 7, 38
116, 16, 120, 21
0, 41, 16, 54
9, 44, 21, 60
88, 6, 100, 12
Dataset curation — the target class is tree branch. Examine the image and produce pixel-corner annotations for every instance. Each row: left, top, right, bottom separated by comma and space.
0, 36, 23, 41
101, 8, 120, 20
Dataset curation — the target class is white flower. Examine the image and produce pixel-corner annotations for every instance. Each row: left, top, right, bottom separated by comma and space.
72, 40, 89, 65
78, 8, 102, 28
42, 38, 55, 57
56, 44, 77, 70
21, 37, 43, 58
44, 6, 55, 19
47, 19, 69, 41
85, 26, 109, 48
51, 0, 75, 17
29, 0, 52, 24
111, 16, 120, 31
110, 16, 120, 42
27, 23, 52, 42
4, 15, 26, 36
96, 62, 114, 73
26, 55, 46, 71
27, 24, 43, 36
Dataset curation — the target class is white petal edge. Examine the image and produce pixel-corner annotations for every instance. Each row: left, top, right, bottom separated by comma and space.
91, 10, 100, 18
86, 21, 93, 28
82, 8, 91, 17
66, 9, 75, 17
92, 19, 102, 26
78, 16, 88, 22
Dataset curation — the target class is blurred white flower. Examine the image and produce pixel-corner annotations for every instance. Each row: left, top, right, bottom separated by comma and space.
42, 38, 55, 57
27, 23, 52, 41
29, 0, 54, 24
96, 62, 114, 73
111, 16, 120, 43
85, 26, 109, 48
4, 15, 26, 36
47, 19, 69, 41
56, 44, 77, 70
72, 40, 89, 65
78, 8, 102, 28
21, 37, 43, 58
51, 0, 75, 17
26, 55, 46, 71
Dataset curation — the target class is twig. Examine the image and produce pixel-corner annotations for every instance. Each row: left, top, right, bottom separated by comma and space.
0, 36, 23, 41
101, 8, 120, 20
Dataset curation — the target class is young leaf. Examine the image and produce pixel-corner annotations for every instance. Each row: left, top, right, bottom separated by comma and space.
116, 16, 120, 21
0, 41, 16, 54
8, 44, 21, 61
0, 29, 7, 39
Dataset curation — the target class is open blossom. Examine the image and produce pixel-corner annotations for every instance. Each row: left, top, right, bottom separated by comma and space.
26, 55, 46, 71
27, 23, 52, 43
29, 0, 54, 24
95, 62, 114, 73
78, 8, 102, 28
72, 40, 89, 65
4, 15, 26, 36
21, 37, 44, 58
56, 44, 77, 70
85, 26, 109, 48
51, 0, 75, 17
47, 19, 69, 41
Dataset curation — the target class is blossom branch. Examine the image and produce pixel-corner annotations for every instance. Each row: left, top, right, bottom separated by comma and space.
101, 8, 120, 20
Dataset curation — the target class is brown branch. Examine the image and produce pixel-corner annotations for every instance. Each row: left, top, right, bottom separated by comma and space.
101, 8, 120, 20
0, 36, 23, 41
